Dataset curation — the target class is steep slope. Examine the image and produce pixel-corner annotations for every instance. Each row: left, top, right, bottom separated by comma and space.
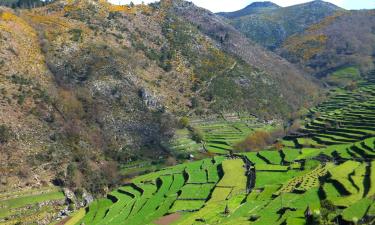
0, 4, 174, 196
0, 9, 59, 189
217, 1, 280, 19
279, 10, 375, 80
0, 0, 319, 201
168, 0, 319, 114
224, 0, 342, 49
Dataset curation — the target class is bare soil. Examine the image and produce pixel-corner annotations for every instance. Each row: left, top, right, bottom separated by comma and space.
153, 213, 181, 225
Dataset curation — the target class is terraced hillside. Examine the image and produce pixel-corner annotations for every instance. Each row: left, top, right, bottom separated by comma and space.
0, 0, 320, 204
167, 115, 277, 156
284, 78, 375, 149
0, 187, 65, 224
65, 146, 375, 225
62, 79, 375, 225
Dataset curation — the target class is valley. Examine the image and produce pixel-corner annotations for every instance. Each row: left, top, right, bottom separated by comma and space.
0, 0, 374, 224
56, 76, 375, 225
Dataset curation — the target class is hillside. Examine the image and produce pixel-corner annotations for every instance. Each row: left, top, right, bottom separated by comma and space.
63, 77, 375, 225
279, 10, 375, 81
222, 0, 342, 50
0, 0, 319, 210
169, 0, 318, 113
217, 1, 280, 19
3, 0, 375, 224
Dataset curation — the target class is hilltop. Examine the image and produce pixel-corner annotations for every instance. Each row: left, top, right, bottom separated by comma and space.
222, 0, 343, 50
221, 0, 375, 80
217, 1, 280, 19
279, 10, 375, 81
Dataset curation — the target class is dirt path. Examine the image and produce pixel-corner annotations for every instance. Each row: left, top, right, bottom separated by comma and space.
153, 213, 181, 225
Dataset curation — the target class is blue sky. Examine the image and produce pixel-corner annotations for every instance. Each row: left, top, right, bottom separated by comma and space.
107, 0, 375, 12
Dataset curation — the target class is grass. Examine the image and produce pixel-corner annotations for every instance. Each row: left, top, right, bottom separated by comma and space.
255, 164, 289, 171
342, 198, 372, 222
72, 82, 375, 225
328, 161, 361, 195
0, 190, 65, 218
325, 67, 361, 86
255, 170, 306, 188
217, 159, 246, 191
368, 161, 375, 197
62, 208, 86, 225
179, 184, 215, 199
169, 200, 206, 212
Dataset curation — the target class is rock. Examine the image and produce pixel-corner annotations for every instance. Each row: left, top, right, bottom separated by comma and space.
138, 88, 163, 111
63, 188, 75, 204
82, 189, 94, 207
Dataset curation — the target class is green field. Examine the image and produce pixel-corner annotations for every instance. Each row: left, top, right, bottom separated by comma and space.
63, 79, 375, 224
167, 114, 278, 156
0, 187, 65, 224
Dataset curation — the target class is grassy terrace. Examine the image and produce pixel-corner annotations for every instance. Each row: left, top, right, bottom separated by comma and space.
64, 79, 375, 224
167, 115, 278, 155
66, 139, 375, 225
284, 81, 375, 149
0, 187, 65, 224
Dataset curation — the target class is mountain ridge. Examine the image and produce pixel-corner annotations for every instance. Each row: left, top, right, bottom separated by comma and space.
223, 0, 343, 50
217, 1, 280, 19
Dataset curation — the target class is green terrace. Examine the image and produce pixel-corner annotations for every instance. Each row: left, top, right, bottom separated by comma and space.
284, 81, 375, 149
0, 187, 65, 224
65, 133, 375, 224
167, 115, 279, 156
42, 78, 372, 225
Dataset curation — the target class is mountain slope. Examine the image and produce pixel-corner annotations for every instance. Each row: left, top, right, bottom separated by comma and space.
279, 10, 375, 80
0, 0, 320, 199
224, 0, 343, 49
217, 1, 280, 19
169, 0, 319, 113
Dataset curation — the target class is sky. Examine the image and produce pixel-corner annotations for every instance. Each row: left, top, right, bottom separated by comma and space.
107, 0, 375, 12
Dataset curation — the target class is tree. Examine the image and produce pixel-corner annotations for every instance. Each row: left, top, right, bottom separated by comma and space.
235, 131, 272, 152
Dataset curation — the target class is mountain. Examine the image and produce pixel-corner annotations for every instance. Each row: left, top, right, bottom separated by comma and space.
279, 10, 375, 81
217, 1, 280, 19
0, 0, 319, 199
223, 0, 343, 49
0, 0, 48, 8
169, 0, 318, 112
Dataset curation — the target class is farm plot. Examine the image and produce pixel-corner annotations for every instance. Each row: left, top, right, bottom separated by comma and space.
74, 157, 223, 225
0, 187, 65, 224
66, 81, 375, 225
284, 82, 375, 149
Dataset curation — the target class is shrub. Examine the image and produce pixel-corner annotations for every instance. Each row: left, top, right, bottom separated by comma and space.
287, 120, 301, 134
0, 124, 11, 143
179, 116, 190, 128
235, 131, 272, 152
191, 127, 204, 143
235, 129, 285, 152
9, 74, 31, 85
69, 29, 83, 42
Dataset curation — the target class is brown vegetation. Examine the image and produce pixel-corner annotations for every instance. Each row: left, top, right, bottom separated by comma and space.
235, 129, 285, 152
